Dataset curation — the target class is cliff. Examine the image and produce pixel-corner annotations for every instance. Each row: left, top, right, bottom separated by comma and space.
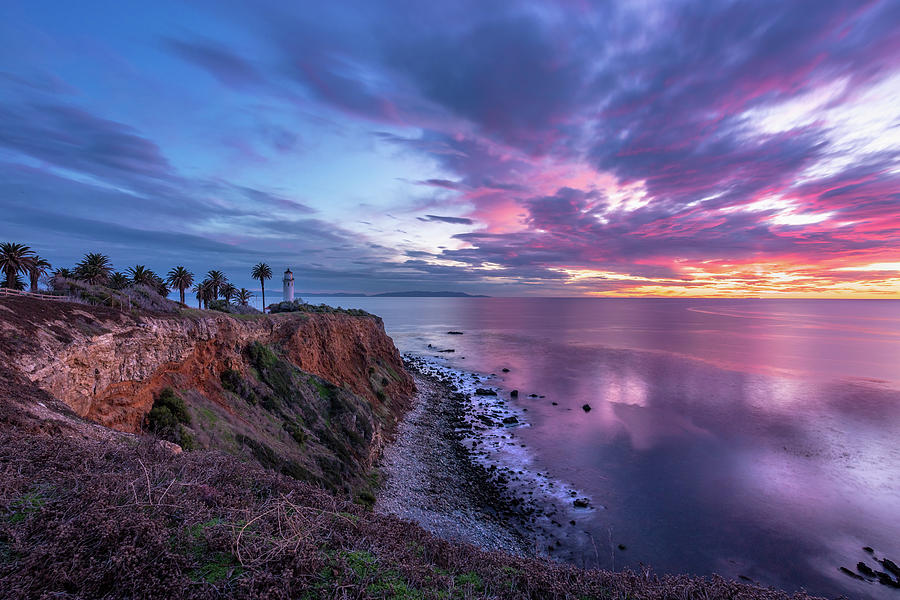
0, 295, 414, 493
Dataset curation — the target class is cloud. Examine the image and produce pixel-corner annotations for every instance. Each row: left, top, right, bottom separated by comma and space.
417, 214, 474, 225
0, 103, 173, 186
164, 37, 264, 89
2, 0, 898, 296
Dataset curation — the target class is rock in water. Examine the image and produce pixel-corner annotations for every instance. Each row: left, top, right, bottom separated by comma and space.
876, 571, 900, 588
502, 416, 519, 425
582, 404, 592, 412
573, 498, 590, 508
840, 567, 865, 580
882, 558, 900, 578
475, 388, 497, 396
510, 389, 518, 398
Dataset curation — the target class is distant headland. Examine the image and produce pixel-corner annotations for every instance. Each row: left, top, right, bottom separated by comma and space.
303, 291, 490, 298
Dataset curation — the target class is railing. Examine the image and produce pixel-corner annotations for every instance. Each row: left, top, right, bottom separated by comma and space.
0, 287, 69, 301
0, 287, 131, 310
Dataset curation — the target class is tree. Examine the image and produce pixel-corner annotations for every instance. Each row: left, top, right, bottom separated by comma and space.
108, 272, 130, 290
151, 274, 169, 297
0, 242, 35, 289
251, 262, 272, 313
236, 288, 253, 306
166, 266, 194, 305
1, 274, 26, 290
53, 267, 73, 279
220, 283, 237, 304
193, 279, 215, 309
75, 253, 113, 285
205, 270, 227, 300
127, 265, 156, 287
27, 256, 51, 293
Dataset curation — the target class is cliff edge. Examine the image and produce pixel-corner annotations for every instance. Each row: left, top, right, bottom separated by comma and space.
0, 296, 414, 494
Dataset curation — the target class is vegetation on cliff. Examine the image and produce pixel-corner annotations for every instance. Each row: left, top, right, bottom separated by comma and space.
269, 299, 379, 319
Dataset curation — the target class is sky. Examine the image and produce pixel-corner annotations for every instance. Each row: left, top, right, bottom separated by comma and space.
1, 0, 898, 297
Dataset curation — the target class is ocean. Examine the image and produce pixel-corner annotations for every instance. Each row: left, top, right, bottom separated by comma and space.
315, 297, 900, 599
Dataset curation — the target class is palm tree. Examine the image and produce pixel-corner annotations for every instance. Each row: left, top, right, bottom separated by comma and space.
205, 270, 227, 300
166, 266, 194, 305
220, 283, 237, 304
192, 282, 204, 309
1, 274, 26, 290
127, 265, 156, 287
75, 253, 113, 285
193, 279, 215, 309
108, 272, 130, 290
28, 255, 51, 293
53, 267, 73, 279
251, 262, 272, 312
128, 265, 156, 287
236, 288, 253, 306
151, 274, 169, 297
0, 242, 35, 289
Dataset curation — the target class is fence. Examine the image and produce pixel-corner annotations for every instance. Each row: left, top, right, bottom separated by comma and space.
0, 287, 132, 310
0, 287, 70, 301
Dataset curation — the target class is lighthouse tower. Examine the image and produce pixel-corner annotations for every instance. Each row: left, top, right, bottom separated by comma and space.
282, 268, 294, 302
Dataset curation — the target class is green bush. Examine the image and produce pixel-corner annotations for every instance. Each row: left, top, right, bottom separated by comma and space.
220, 369, 258, 405
147, 388, 194, 450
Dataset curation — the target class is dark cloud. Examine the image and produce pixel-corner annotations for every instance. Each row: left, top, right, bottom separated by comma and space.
0, 103, 173, 186
414, 179, 466, 190
417, 215, 474, 225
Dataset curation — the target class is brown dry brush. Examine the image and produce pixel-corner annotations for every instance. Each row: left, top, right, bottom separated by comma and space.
0, 430, 821, 600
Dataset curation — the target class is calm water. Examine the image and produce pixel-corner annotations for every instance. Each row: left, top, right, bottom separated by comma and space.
317, 297, 900, 599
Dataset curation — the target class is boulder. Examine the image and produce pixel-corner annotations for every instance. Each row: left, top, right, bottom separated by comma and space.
582, 404, 592, 412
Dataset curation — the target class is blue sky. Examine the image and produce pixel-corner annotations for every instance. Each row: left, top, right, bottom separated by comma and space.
2, 1, 899, 297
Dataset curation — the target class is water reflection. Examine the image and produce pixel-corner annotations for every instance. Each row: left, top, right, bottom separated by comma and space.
317, 297, 900, 598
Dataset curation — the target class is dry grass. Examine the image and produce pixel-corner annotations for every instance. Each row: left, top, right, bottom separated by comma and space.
0, 428, 824, 600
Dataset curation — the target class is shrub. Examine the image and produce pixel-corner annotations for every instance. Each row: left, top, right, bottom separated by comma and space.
268, 300, 377, 319
46, 278, 179, 313
209, 300, 261, 315
147, 388, 194, 450
121, 284, 180, 313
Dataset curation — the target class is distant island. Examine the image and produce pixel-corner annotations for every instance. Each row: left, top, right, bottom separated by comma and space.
302, 291, 489, 298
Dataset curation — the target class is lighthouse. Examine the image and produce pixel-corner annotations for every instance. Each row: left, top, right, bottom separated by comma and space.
282, 268, 294, 302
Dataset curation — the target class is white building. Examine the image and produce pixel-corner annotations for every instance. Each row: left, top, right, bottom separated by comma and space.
282, 268, 294, 302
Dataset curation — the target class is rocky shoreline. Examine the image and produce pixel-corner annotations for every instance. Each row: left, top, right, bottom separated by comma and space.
376, 355, 599, 565
374, 364, 531, 555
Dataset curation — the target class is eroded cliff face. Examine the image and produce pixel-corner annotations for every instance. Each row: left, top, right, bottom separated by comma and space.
0, 296, 414, 492
0, 296, 412, 431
